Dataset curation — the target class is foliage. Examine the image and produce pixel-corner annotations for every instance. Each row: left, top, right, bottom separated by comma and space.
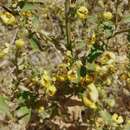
0, 0, 130, 130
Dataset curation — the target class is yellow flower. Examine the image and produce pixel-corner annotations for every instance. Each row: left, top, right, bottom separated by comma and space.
95, 64, 102, 73
108, 64, 116, 73
15, 39, 25, 49
96, 117, 104, 128
47, 84, 57, 96
127, 119, 130, 124
120, 73, 129, 80
105, 78, 112, 85
20, 11, 32, 17
82, 83, 98, 109
66, 50, 72, 57
103, 11, 113, 20
0, 12, 16, 25
40, 71, 51, 87
112, 113, 124, 124
82, 94, 97, 109
87, 83, 99, 102
85, 74, 94, 84
87, 31, 96, 45
56, 64, 68, 81
38, 106, 45, 113
98, 65, 108, 76
77, 6, 88, 20
67, 69, 77, 82
107, 98, 115, 107
75, 60, 82, 68
99, 51, 116, 65
64, 51, 72, 64
40, 71, 56, 96
56, 75, 67, 81
31, 76, 39, 84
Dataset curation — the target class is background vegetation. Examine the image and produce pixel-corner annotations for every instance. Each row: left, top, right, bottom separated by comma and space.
0, 0, 130, 130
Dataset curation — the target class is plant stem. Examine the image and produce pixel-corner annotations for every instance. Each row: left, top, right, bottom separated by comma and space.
108, 28, 130, 39
65, 0, 72, 51
15, 49, 19, 80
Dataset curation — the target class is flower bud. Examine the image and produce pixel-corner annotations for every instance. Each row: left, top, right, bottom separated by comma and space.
15, 39, 25, 49
103, 11, 113, 20
77, 6, 88, 20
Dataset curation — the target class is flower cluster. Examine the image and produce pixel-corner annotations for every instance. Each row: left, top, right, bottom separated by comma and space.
0, 12, 16, 25
40, 71, 56, 96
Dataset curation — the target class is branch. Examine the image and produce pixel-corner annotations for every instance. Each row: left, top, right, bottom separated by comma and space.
108, 28, 130, 39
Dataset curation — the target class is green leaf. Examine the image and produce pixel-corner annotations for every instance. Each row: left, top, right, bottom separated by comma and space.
88, 83, 99, 102
122, 15, 130, 23
103, 21, 115, 38
86, 63, 97, 72
77, 40, 85, 49
87, 43, 105, 63
16, 106, 31, 126
99, 21, 115, 38
99, 110, 112, 124
32, 15, 39, 31
123, 119, 130, 130
29, 38, 39, 50
103, 21, 115, 30
17, 0, 26, 8
124, 124, 130, 130
17, 91, 37, 105
105, 29, 113, 38
87, 15, 98, 24
80, 65, 87, 77
0, 96, 10, 117
22, 3, 34, 11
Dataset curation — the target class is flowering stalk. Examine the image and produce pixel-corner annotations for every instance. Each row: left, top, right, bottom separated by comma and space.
115, 0, 120, 28
11, 45, 20, 101
65, 0, 72, 51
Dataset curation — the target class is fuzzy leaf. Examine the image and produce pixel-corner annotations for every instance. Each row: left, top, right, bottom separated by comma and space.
0, 96, 10, 117
122, 15, 130, 23
100, 110, 112, 124
15, 106, 31, 126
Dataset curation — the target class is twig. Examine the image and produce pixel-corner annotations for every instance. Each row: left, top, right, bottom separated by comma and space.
14, 50, 20, 80
27, 0, 45, 4
108, 28, 130, 39
1, 5, 14, 14
11, 28, 19, 44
